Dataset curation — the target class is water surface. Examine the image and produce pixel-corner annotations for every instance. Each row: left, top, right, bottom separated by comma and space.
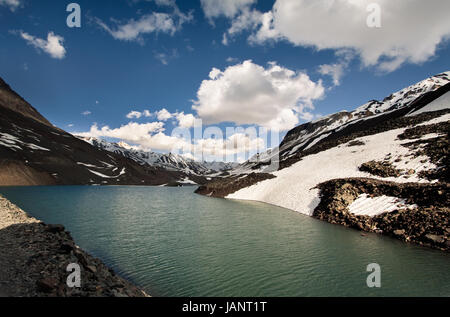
1, 186, 449, 296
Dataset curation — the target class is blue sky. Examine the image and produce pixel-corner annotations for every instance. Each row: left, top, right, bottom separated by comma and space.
1, 0, 449, 161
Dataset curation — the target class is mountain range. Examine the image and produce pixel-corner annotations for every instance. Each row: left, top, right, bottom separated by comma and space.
0, 71, 449, 250
0, 78, 211, 186
79, 137, 238, 176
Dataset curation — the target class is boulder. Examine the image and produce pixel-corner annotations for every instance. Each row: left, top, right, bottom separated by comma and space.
46, 224, 65, 234
36, 277, 59, 293
425, 234, 445, 244
393, 229, 405, 236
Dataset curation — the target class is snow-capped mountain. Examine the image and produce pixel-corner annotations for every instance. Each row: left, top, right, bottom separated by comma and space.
197, 71, 450, 251
79, 137, 238, 176
0, 77, 187, 186
232, 71, 450, 174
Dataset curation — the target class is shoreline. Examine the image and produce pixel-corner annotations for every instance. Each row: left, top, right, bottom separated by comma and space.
0, 194, 150, 297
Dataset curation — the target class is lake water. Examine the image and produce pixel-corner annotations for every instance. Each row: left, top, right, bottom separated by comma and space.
1, 186, 449, 297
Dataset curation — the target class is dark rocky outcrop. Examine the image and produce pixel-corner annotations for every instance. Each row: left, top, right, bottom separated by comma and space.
359, 161, 402, 178
0, 223, 149, 297
313, 178, 450, 252
398, 121, 449, 182
195, 173, 276, 198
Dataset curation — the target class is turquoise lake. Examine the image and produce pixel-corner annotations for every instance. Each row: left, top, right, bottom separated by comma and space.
1, 186, 449, 297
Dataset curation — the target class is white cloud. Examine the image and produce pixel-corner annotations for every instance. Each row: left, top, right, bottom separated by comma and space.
156, 108, 172, 121
0, 0, 20, 11
125, 110, 153, 119
196, 132, 265, 159
77, 121, 265, 161
192, 60, 325, 131
318, 63, 345, 87
176, 112, 196, 128
82, 111, 92, 116
96, 8, 192, 42
151, 0, 176, 7
126, 111, 143, 119
318, 50, 354, 87
226, 57, 239, 63
20, 31, 66, 59
223, 7, 263, 45
77, 122, 165, 143
154, 49, 178, 65
246, 0, 450, 72
76, 121, 188, 153
200, 0, 256, 20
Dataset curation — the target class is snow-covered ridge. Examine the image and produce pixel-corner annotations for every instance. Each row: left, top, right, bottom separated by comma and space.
227, 113, 449, 216
79, 137, 238, 176
231, 71, 450, 174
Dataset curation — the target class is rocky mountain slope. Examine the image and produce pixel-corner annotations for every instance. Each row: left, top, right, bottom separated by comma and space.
0, 77, 194, 186
0, 78, 52, 128
79, 137, 237, 176
196, 72, 450, 251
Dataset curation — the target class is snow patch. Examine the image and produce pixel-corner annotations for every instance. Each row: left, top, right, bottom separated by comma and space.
406, 91, 450, 116
349, 194, 418, 217
0, 133, 49, 151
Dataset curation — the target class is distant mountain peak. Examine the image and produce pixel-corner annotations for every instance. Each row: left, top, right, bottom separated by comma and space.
78, 136, 238, 176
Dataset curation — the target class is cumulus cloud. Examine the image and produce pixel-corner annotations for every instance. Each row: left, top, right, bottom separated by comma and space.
196, 132, 265, 162
216, 0, 450, 72
176, 112, 196, 128
192, 60, 325, 131
19, 31, 66, 59
125, 110, 153, 119
82, 111, 92, 116
96, 7, 192, 42
77, 122, 165, 143
0, 0, 20, 11
76, 121, 186, 152
223, 7, 263, 45
77, 120, 265, 161
156, 108, 172, 121
124, 108, 197, 128
126, 111, 143, 119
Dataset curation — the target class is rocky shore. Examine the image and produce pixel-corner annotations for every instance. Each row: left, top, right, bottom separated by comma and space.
195, 173, 276, 198
314, 178, 450, 252
0, 195, 149, 297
